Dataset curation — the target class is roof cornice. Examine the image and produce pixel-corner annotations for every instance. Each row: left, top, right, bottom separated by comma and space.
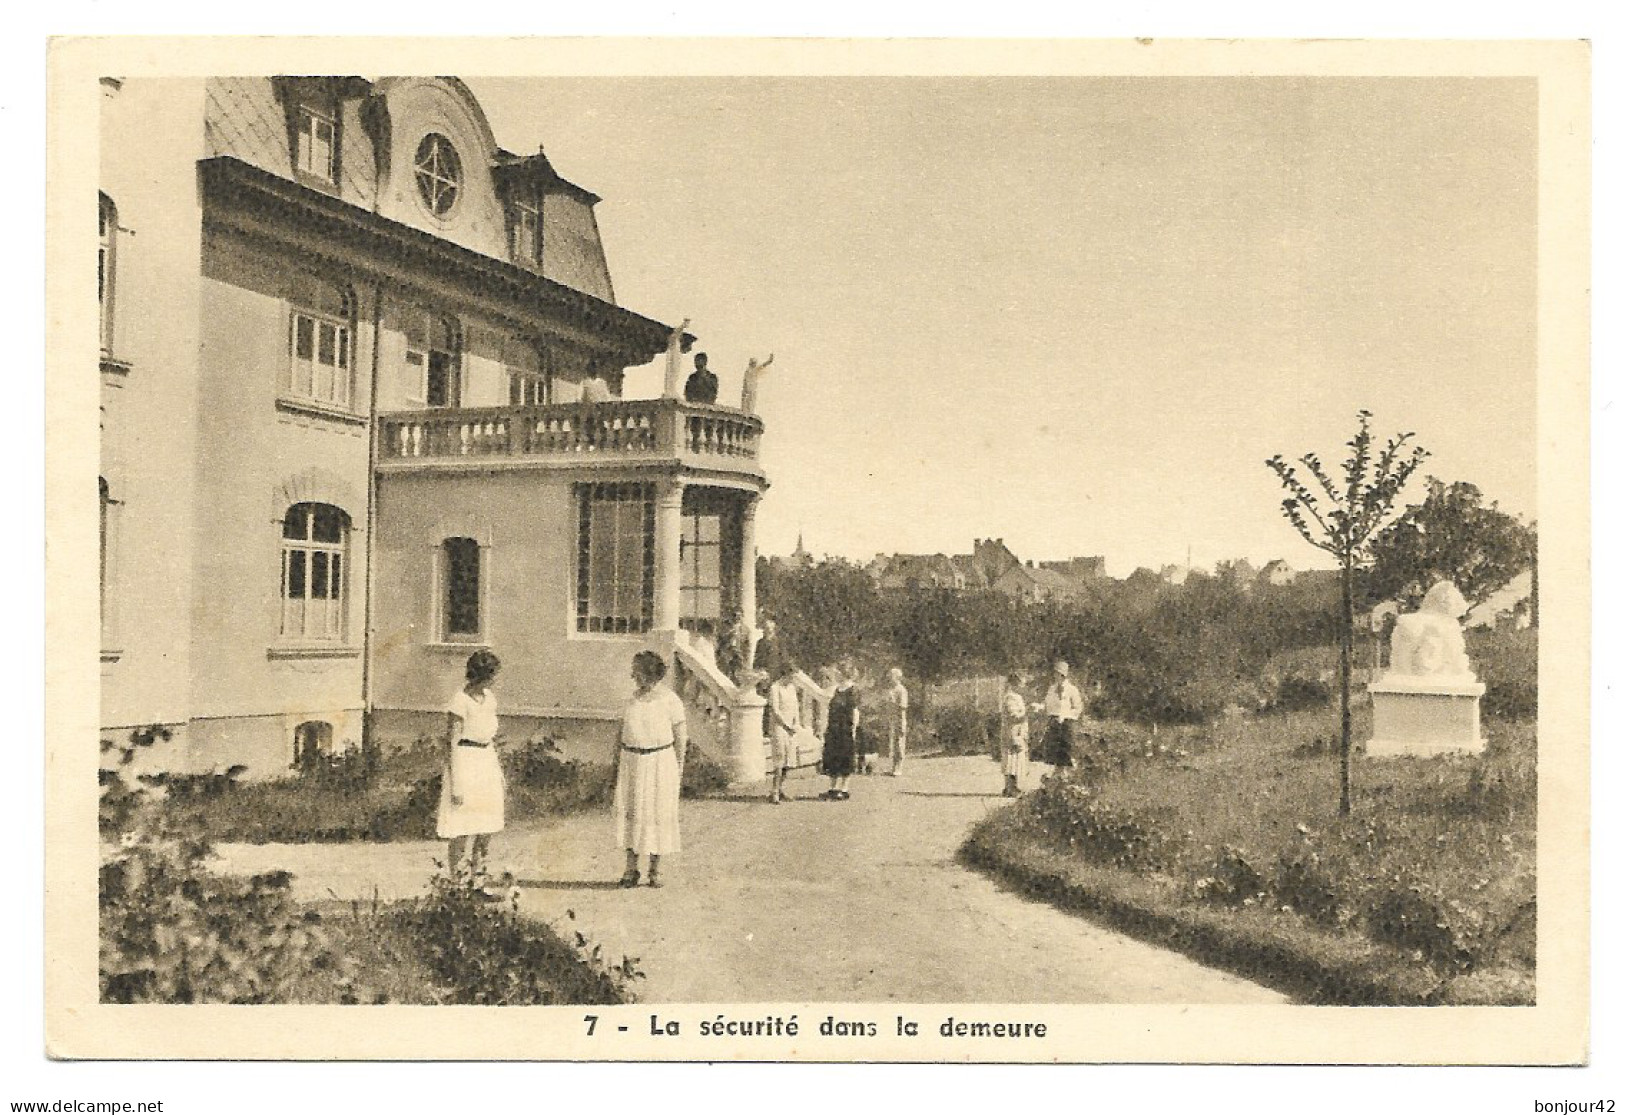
198, 155, 690, 358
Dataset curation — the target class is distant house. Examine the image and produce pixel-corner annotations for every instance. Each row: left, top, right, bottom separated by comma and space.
870, 553, 966, 591
1040, 556, 1107, 581
1258, 559, 1296, 586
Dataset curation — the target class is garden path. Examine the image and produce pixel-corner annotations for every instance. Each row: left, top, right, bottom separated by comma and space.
213, 756, 1286, 1004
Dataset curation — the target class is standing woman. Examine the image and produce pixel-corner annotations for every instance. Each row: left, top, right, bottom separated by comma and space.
999, 672, 1029, 798
439, 650, 504, 877
882, 667, 910, 776
614, 650, 689, 888
819, 661, 861, 801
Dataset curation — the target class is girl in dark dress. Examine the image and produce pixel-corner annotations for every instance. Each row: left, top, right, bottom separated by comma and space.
820, 661, 861, 800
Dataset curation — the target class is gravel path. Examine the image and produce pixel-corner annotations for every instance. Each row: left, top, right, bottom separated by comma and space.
213, 756, 1286, 1004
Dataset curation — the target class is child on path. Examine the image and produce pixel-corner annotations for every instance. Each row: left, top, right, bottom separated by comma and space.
1000, 672, 1029, 797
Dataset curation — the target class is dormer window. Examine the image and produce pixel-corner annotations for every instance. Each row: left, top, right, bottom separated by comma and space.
511, 194, 540, 263
295, 105, 337, 183
415, 134, 462, 218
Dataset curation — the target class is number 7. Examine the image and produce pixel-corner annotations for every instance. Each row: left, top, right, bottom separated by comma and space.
584, 1014, 598, 1035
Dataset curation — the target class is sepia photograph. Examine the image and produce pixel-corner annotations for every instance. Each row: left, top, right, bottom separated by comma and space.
43, 35, 1590, 1068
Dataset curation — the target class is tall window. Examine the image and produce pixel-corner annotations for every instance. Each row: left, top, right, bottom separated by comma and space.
99, 477, 117, 647
680, 511, 723, 628
405, 311, 460, 408
295, 105, 337, 182
98, 194, 117, 354
293, 720, 333, 770
440, 537, 483, 642
287, 276, 354, 408
510, 192, 540, 263
281, 502, 349, 641
506, 337, 551, 406
414, 133, 462, 217
575, 483, 654, 634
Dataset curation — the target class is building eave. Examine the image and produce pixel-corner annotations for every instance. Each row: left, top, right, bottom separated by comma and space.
198, 155, 688, 360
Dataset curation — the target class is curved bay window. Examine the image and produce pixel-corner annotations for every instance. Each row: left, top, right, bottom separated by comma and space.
679, 488, 742, 632
576, 482, 654, 634
281, 502, 349, 641
287, 275, 354, 409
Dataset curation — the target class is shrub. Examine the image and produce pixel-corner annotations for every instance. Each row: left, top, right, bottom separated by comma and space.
1269, 673, 1333, 713
681, 746, 731, 797
1366, 874, 1493, 973
390, 870, 641, 1005
1192, 845, 1266, 906
926, 700, 1000, 758
504, 736, 614, 813
1026, 771, 1183, 871
1469, 627, 1537, 721
1272, 852, 1351, 928
100, 728, 369, 1003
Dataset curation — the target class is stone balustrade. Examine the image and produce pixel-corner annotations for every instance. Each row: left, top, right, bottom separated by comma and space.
378, 398, 763, 473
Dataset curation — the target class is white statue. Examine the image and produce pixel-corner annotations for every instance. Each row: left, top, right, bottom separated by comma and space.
741, 353, 774, 414
1385, 581, 1476, 681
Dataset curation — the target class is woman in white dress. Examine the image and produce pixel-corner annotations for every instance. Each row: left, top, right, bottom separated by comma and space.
438, 650, 504, 876
614, 650, 689, 888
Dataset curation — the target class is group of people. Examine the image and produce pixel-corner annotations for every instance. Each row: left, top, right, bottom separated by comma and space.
774, 662, 911, 804
435, 647, 688, 891
435, 637, 1082, 892
996, 660, 1086, 797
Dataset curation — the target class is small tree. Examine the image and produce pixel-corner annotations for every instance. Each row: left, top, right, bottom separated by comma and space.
1267, 410, 1428, 815
1362, 478, 1537, 613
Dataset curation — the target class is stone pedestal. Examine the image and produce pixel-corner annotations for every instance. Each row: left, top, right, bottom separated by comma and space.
1367, 677, 1486, 757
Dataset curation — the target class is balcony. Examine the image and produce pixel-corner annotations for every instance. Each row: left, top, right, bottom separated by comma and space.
376, 398, 766, 483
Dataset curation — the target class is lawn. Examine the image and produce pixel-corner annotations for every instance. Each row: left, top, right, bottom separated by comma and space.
961, 706, 1536, 1005
161, 735, 730, 844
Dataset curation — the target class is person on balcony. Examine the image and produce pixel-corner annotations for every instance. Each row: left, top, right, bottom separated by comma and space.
767, 661, 802, 804
683, 352, 719, 405
614, 650, 689, 888
882, 667, 910, 776
688, 619, 718, 667
820, 661, 861, 801
438, 650, 506, 882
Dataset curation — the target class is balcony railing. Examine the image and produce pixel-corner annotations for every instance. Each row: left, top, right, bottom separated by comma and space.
377, 398, 764, 472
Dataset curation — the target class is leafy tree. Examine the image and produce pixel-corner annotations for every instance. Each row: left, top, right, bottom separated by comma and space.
1362, 478, 1537, 613
1267, 410, 1428, 816
756, 556, 885, 670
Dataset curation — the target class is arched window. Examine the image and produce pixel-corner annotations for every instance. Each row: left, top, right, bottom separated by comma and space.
98, 194, 117, 354
439, 537, 483, 642
293, 720, 333, 770
280, 502, 350, 641
405, 310, 461, 408
287, 274, 355, 409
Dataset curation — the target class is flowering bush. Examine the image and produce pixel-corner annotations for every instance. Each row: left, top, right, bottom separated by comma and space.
99, 728, 366, 1003
1192, 845, 1266, 906
1027, 770, 1183, 871
391, 870, 642, 1005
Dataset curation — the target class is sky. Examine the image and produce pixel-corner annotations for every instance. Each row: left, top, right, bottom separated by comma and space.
470, 76, 1537, 577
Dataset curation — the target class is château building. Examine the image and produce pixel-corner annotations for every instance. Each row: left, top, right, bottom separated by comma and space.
99, 76, 793, 781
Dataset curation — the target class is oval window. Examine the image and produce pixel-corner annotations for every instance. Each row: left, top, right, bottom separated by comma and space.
414, 133, 462, 217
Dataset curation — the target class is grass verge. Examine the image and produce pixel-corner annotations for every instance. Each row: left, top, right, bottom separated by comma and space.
959, 708, 1535, 1006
